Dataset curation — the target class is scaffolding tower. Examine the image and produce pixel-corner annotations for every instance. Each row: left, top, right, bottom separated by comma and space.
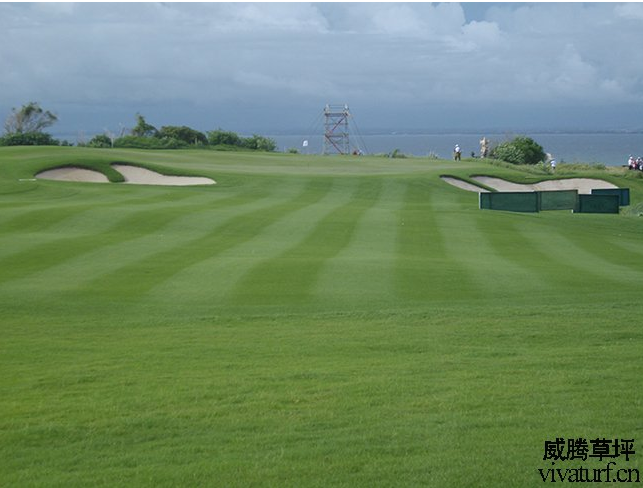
323, 104, 350, 155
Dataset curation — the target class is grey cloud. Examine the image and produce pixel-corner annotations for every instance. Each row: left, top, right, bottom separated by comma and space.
1, 2, 642, 135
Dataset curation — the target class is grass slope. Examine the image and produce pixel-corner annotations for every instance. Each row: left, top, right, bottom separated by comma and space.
1, 146, 643, 487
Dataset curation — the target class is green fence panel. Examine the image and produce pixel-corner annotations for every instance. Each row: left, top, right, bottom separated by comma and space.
539, 190, 578, 211
591, 188, 630, 206
576, 194, 620, 213
479, 192, 492, 210
480, 191, 620, 214
479, 192, 540, 212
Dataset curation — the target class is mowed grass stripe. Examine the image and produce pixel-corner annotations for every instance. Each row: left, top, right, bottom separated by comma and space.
607, 236, 643, 258
558, 217, 643, 271
224, 178, 377, 311
313, 178, 403, 310
518, 221, 643, 287
481, 216, 578, 294
72, 178, 334, 302
444, 212, 551, 299
0, 206, 187, 284
395, 178, 477, 302
3, 189, 277, 294
0, 183, 202, 229
510, 217, 637, 293
0, 203, 106, 234
0, 186, 244, 262
421, 184, 556, 302
0, 187, 269, 287
26, 183, 282, 295
146, 178, 356, 311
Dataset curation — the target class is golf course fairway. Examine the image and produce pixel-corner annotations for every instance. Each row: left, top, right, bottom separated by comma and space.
1, 146, 642, 486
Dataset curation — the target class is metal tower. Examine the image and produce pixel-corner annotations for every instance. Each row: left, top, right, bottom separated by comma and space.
323, 104, 350, 155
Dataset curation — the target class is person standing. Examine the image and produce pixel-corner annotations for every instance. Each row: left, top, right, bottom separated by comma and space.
454, 144, 461, 161
479, 137, 489, 158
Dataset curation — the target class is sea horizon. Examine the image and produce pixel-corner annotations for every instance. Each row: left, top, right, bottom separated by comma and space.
269, 131, 643, 166
49, 128, 642, 167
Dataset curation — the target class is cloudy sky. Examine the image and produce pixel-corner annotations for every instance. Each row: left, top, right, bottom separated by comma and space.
1, 2, 643, 138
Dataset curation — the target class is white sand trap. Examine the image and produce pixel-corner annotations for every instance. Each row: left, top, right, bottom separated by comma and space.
36, 164, 215, 186
471, 176, 617, 194
441, 176, 489, 193
112, 164, 215, 186
36, 167, 109, 183
112, 164, 216, 186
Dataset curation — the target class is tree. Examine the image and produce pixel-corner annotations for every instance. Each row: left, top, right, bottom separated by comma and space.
88, 134, 113, 148
242, 134, 277, 152
207, 129, 243, 147
113, 135, 188, 149
4, 102, 58, 134
490, 136, 546, 165
130, 113, 158, 137
158, 125, 207, 145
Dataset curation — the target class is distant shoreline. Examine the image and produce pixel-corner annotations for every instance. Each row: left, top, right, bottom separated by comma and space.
52, 129, 643, 140
47, 130, 641, 166
264, 129, 643, 137
270, 132, 642, 165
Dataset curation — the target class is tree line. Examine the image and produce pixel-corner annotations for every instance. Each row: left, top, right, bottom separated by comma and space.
2, 102, 549, 165
0, 102, 277, 152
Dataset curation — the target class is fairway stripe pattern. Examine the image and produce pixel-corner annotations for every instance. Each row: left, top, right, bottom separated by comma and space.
395, 178, 478, 302
148, 178, 352, 309
0, 184, 277, 291
224, 178, 381, 311
518, 222, 643, 286
0, 189, 265, 287
68, 178, 334, 302
313, 178, 403, 310
0, 188, 246, 261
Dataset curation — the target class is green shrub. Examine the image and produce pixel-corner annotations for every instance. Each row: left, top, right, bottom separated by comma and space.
113, 135, 188, 149
207, 129, 243, 147
490, 136, 546, 165
242, 134, 277, 152
158, 126, 207, 146
0, 132, 59, 146
207, 130, 277, 152
88, 134, 112, 148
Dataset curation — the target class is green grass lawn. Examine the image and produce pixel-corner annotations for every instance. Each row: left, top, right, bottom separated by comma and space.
1, 146, 642, 486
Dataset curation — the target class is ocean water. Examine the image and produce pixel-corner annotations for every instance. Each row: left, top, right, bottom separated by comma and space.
271, 132, 643, 167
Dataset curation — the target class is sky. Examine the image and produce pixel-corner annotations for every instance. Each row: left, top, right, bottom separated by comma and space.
1, 1, 643, 139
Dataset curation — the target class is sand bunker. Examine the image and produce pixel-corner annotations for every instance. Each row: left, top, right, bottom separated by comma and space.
471, 176, 617, 194
112, 164, 215, 186
36, 164, 215, 186
441, 176, 489, 193
442, 175, 618, 194
36, 167, 109, 183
